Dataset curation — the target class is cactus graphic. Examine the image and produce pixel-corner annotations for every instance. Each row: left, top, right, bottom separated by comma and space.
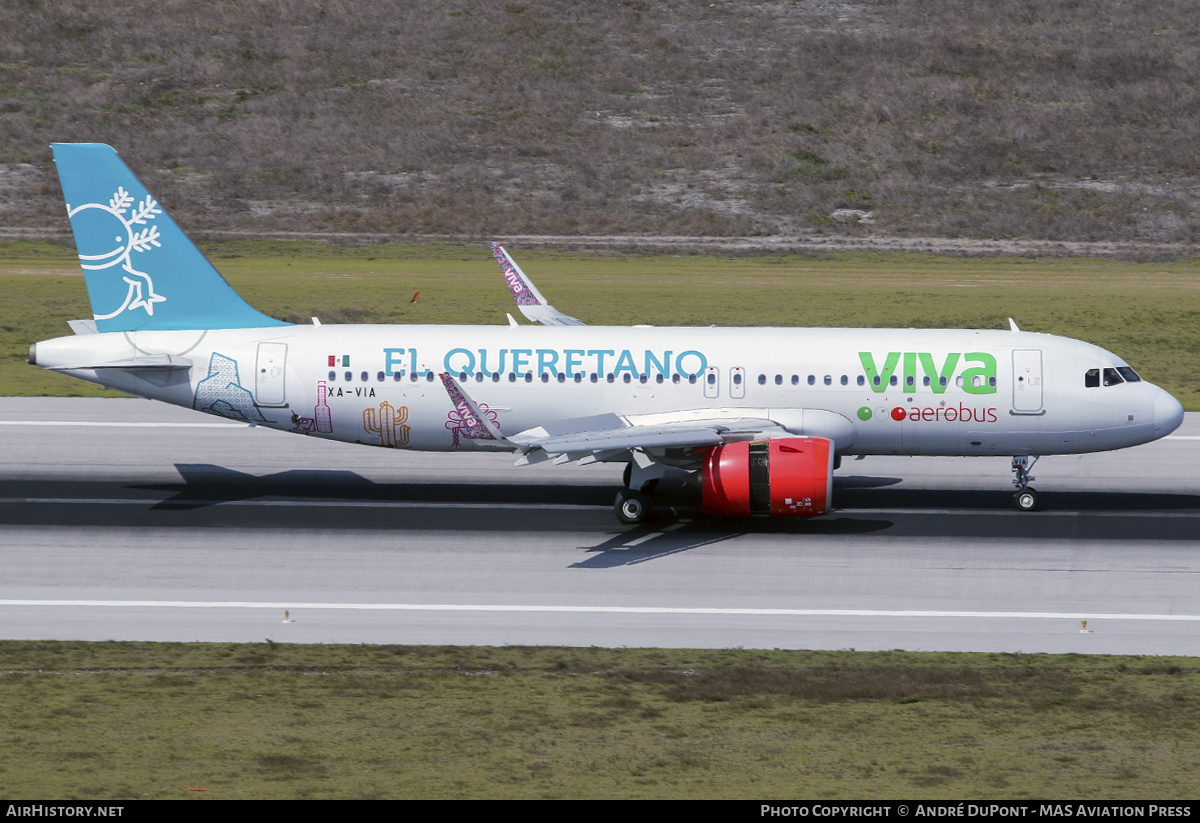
363, 401, 410, 447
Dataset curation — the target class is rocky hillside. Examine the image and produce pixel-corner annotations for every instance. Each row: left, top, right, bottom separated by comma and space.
3, 0, 1199, 254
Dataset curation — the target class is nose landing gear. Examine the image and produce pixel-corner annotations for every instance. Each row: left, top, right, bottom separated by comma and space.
1012, 455, 1039, 511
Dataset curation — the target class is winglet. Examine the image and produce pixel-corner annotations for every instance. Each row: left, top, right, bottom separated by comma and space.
439, 372, 512, 445
489, 242, 586, 326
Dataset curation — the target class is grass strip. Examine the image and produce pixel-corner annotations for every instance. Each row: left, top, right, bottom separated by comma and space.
0, 641, 1197, 799
3, 241, 1199, 408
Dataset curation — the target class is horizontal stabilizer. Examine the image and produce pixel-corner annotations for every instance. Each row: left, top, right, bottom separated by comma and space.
46, 354, 193, 371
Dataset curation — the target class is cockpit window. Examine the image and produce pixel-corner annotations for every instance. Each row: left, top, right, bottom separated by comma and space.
1116, 366, 1142, 383
1084, 368, 1100, 388
1103, 368, 1124, 386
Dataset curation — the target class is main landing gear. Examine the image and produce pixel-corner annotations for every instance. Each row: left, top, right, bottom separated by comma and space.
614, 488, 652, 524
614, 457, 659, 525
1011, 455, 1039, 511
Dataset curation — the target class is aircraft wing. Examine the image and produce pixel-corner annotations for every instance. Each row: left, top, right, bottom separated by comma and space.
508, 412, 793, 466
490, 242, 586, 326
439, 373, 791, 465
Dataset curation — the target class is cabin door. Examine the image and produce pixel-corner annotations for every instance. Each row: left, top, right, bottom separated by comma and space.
1011, 349, 1043, 414
255, 342, 288, 407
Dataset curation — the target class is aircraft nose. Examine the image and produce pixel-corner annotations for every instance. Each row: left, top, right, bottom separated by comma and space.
1154, 389, 1184, 436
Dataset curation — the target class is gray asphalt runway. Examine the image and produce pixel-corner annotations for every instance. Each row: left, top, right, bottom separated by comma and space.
2, 397, 1199, 654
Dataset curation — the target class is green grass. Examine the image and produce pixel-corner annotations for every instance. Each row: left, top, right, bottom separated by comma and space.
0, 642, 1197, 799
5, 240, 1200, 407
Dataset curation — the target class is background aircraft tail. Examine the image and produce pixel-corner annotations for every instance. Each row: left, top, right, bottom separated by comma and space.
51, 143, 288, 332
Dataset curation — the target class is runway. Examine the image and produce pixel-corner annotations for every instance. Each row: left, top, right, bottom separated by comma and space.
2, 397, 1199, 654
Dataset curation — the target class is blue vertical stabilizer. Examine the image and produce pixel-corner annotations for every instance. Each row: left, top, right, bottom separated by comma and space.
51, 143, 289, 332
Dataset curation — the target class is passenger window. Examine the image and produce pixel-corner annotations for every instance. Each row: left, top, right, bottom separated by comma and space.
377, 371, 385, 382
1103, 368, 1124, 386
328, 371, 336, 381
733, 373, 743, 385
707, 373, 716, 385
792, 375, 800, 386
840, 375, 848, 386
808, 375, 816, 386
905, 375, 914, 387
824, 375, 832, 386
1085, 369, 1100, 388
858, 376, 866, 387
889, 375, 898, 386
757, 374, 765, 385
922, 376, 931, 387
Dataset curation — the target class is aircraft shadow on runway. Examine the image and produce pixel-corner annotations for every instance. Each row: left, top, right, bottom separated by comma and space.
142, 463, 614, 507
571, 515, 895, 568
21, 462, 1196, 543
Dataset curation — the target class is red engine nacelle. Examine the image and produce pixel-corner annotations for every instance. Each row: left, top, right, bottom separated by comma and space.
699, 437, 833, 517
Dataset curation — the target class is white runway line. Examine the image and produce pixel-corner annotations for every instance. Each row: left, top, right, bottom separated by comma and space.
1, 600, 1198, 621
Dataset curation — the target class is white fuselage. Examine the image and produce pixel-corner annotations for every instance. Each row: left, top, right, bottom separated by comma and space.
32, 324, 1183, 458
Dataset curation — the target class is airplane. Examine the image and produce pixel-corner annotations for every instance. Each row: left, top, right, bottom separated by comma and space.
28, 143, 1186, 524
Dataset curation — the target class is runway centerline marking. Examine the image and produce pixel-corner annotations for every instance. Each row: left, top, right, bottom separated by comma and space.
0, 600, 1198, 622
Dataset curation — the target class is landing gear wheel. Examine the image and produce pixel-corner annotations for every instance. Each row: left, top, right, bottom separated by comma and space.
1014, 488, 1039, 512
614, 489, 651, 525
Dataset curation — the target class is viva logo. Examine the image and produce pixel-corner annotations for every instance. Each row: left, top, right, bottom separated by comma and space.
858, 352, 997, 396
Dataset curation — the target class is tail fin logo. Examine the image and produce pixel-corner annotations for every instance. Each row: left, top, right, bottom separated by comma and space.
67, 185, 167, 319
